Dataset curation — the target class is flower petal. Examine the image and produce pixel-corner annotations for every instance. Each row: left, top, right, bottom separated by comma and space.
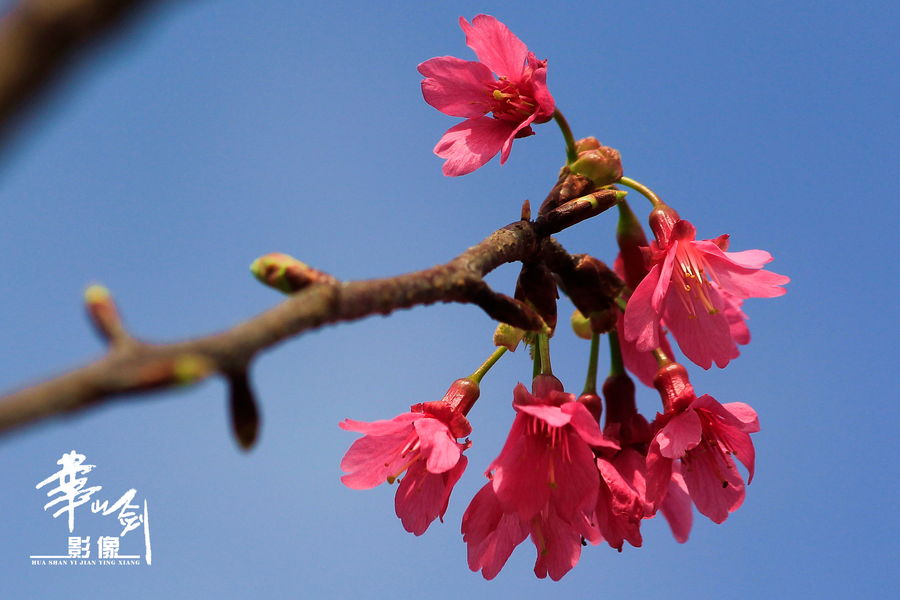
498, 112, 537, 164
459, 15, 528, 79
699, 243, 790, 299
657, 409, 702, 459
462, 482, 529, 580
418, 56, 495, 118
338, 413, 419, 435
663, 283, 739, 369
434, 116, 515, 176
531, 507, 584, 581
395, 456, 467, 535
623, 262, 664, 350
682, 445, 745, 523
339, 427, 416, 489
414, 417, 462, 473
660, 464, 692, 543
562, 402, 619, 450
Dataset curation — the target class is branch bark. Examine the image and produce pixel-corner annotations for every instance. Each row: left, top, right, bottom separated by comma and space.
0, 0, 157, 147
0, 189, 622, 435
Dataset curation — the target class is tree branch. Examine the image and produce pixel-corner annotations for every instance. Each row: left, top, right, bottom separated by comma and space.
0, 0, 158, 147
0, 189, 622, 436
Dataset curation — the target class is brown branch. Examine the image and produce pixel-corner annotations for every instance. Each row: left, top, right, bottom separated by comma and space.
0, 190, 622, 436
0, 0, 157, 146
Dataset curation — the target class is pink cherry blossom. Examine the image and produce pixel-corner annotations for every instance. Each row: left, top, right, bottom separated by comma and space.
646, 393, 760, 524
462, 375, 618, 580
624, 214, 789, 369
418, 15, 555, 176
339, 385, 475, 536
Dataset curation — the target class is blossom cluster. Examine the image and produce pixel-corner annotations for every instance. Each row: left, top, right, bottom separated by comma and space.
338, 14, 788, 580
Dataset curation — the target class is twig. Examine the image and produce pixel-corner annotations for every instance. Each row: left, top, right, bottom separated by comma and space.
0, 189, 622, 435
0, 0, 158, 147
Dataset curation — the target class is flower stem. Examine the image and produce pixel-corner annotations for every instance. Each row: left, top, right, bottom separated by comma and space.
532, 339, 541, 378
653, 347, 671, 367
582, 333, 600, 395
469, 346, 508, 384
538, 333, 553, 375
552, 109, 578, 165
618, 176, 663, 207
608, 329, 625, 377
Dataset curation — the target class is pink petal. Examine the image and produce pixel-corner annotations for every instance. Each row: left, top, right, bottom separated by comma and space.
597, 457, 644, 519
414, 417, 462, 474
549, 430, 600, 517
700, 246, 790, 299
434, 116, 515, 176
418, 56, 495, 118
719, 288, 751, 345
491, 415, 552, 519
516, 403, 573, 427
563, 402, 619, 450
618, 311, 676, 387
459, 15, 528, 79
657, 409, 703, 459
522, 59, 555, 119
717, 248, 774, 269
395, 456, 467, 535
339, 428, 416, 490
338, 413, 419, 435
722, 401, 761, 432
644, 439, 673, 513
594, 460, 643, 550
660, 465, 692, 543
498, 112, 537, 164
531, 510, 584, 580
462, 482, 530, 580
531, 507, 584, 581
624, 262, 665, 350
682, 446, 745, 523
663, 283, 739, 369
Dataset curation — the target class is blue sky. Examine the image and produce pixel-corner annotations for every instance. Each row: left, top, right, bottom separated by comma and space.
0, 1, 896, 598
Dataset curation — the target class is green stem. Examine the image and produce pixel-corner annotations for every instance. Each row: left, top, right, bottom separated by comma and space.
583, 333, 600, 395
618, 176, 663, 207
653, 347, 671, 367
532, 339, 541, 378
552, 109, 578, 165
538, 334, 553, 375
608, 329, 625, 376
469, 346, 508, 384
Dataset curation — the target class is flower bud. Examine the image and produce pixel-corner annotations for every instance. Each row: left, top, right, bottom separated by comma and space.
652, 362, 695, 413
494, 322, 526, 351
84, 284, 127, 344
615, 201, 651, 290
553, 254, 623, 318
515, 262, 558, 334
648, 204, 681, 247
250, 253, 334, 294
577, 392, 603, 421
574, 136, 601, 153
570, 144, 624, 187
602, 373, 637, 425
570, 309, 592, 340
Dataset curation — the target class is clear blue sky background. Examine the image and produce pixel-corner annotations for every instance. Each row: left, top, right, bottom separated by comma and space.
0, 1, 896, 598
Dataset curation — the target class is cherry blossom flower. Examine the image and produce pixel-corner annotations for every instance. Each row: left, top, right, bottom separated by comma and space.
418, 14, 555, 176
339, 380, 476, 535
645, 365, 760, 523
624, 208, 789, 369
462, 375, 617, 580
